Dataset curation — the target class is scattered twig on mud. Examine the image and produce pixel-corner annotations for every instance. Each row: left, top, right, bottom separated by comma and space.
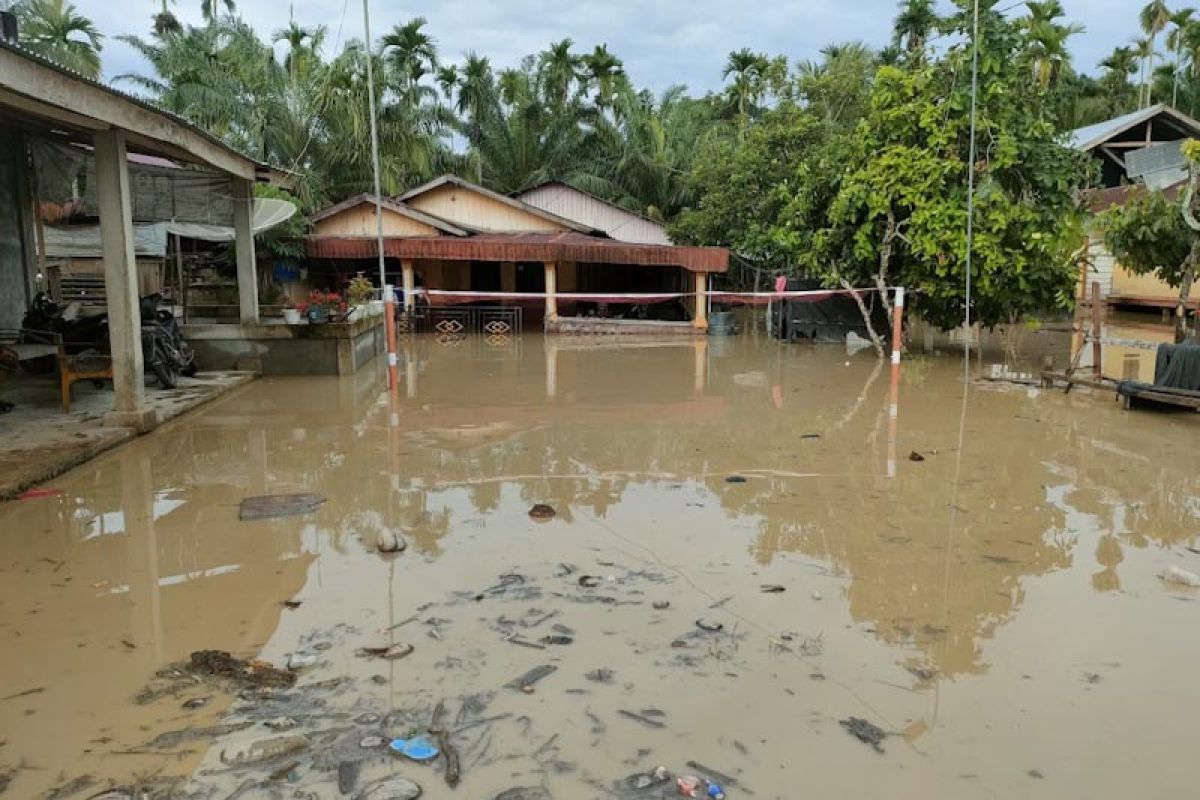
618, 710, 665, 729
224, 778, 260, 800
110, 749, 197, 758
1, 687, 44, 702
470, 730, 494, 768
383, 614, 420, 632
430, 700, 461, 788
533, 733, 559, 758
708, 595, 733, 609
503, 633, 545, 650
452, 713, 512, 736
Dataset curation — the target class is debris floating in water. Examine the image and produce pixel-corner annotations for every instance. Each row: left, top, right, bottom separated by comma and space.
908, 451, 926, 462
528, 503, 556, 521
840, 716, 888, 753
724, 475, 747, 484
506, 664, 557, 691
355, 643, 414, 660
239, 492, 326, 521
1162, 565, 1200, 588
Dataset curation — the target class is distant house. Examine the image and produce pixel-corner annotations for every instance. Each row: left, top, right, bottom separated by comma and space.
1074, 104, 1200, 312
305, 175, 727, 334
514, 182, 673, 246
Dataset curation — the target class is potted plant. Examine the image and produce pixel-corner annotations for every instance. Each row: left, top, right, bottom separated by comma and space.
346, 273, 375, 320
296, 290, 345, 324
282, 299, 302, 324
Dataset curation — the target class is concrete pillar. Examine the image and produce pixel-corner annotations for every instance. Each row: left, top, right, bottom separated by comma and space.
500, 261, 516, 297
545, 339, 558, 398
693, 272, 708, 331
94, 129, 153, 427
544, 261, 558, 323
693, 338, 708, 395
232, 177, 259, 324
401, 260, 416, 311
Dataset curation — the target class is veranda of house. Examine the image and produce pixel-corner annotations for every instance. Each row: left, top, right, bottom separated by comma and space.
304, 176, 728, 334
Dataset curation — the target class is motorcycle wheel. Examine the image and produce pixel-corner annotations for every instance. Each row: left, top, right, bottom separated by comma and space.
180, 343, 198, 377
151, 345, 178, 389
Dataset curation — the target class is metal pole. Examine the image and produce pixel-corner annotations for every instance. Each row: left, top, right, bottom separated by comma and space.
887, 287, 904, 478
361, 0, 397, 390
963, 0, 980, 371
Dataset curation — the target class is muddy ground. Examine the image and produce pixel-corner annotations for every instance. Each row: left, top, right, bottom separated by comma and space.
1, 334, 1199, 799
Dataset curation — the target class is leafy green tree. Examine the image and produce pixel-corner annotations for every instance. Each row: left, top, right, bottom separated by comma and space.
1102, 143, 1200, 341
14, 0, 104, 79
799, 1, 1092, 345
672, 105, 826, 287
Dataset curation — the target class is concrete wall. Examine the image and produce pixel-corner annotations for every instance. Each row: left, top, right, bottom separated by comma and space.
517, 183, 672, 245
184, 315, 386, 376
0, 126, 31, 329
313, 204, 441, 237
406, 184, 566, 232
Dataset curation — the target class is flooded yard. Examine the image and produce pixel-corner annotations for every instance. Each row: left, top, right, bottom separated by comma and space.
2, 333, 1199, 799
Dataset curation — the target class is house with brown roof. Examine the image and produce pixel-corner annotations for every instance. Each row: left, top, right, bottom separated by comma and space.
305, 176, 728, 334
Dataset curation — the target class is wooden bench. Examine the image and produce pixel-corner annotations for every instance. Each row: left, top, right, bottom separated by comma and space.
0, 328, 114, 413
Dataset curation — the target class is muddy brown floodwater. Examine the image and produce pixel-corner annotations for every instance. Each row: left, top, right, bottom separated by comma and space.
2, 334, 1200, 799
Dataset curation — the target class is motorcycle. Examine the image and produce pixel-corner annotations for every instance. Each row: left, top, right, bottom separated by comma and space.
140, 293, 196, 388
20, 291, 195, 388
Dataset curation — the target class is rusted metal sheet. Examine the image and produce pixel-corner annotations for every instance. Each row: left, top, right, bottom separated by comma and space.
305, 233, 729, 273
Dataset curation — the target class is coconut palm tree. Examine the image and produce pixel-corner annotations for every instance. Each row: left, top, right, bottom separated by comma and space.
13, 0, 104, 78
722, 47, 769, 136
1133, 34, 1159, 107
273, 21, 325, 80
153, 0, 181, 36
538, 39, 582, 108
892, 0, 938, 61
1099, 45, 1141, 114
1166, 8, 1196, 105
381, 16, 438, 103
1024, 1, 1084, 90
200, 0, 235, 25
581, 44, 625, 111
1140, 0, 1172, 106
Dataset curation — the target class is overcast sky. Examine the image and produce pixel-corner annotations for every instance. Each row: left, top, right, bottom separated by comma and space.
77, 0, 1136, 95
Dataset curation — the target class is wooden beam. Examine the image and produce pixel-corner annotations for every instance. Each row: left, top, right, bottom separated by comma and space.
1103, 140, 1177, 149
0, 47, 257, 180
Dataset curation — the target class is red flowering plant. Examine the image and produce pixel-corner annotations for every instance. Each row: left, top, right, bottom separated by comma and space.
295, 290, 347, 318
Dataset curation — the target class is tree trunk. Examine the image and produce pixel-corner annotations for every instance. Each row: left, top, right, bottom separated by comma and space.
840, 279, 885, 358
1175, 242, 1197, 343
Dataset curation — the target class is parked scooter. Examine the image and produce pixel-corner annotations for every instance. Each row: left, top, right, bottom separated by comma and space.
20, 291, 196, 387
140, 293, 196, 388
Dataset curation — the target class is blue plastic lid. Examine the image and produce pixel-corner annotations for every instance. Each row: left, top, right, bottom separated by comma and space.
389, 736, 440, 761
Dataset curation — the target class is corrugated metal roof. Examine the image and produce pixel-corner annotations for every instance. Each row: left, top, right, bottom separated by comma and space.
0, 37, 289, 180
306, 232, 729, 273
1068, 104, 1200, 151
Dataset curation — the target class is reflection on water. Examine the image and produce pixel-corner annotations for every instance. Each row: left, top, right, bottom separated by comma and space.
1, 334, 1199, 797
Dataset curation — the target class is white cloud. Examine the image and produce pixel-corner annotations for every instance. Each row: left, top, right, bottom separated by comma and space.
79, 0, 1134, 96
